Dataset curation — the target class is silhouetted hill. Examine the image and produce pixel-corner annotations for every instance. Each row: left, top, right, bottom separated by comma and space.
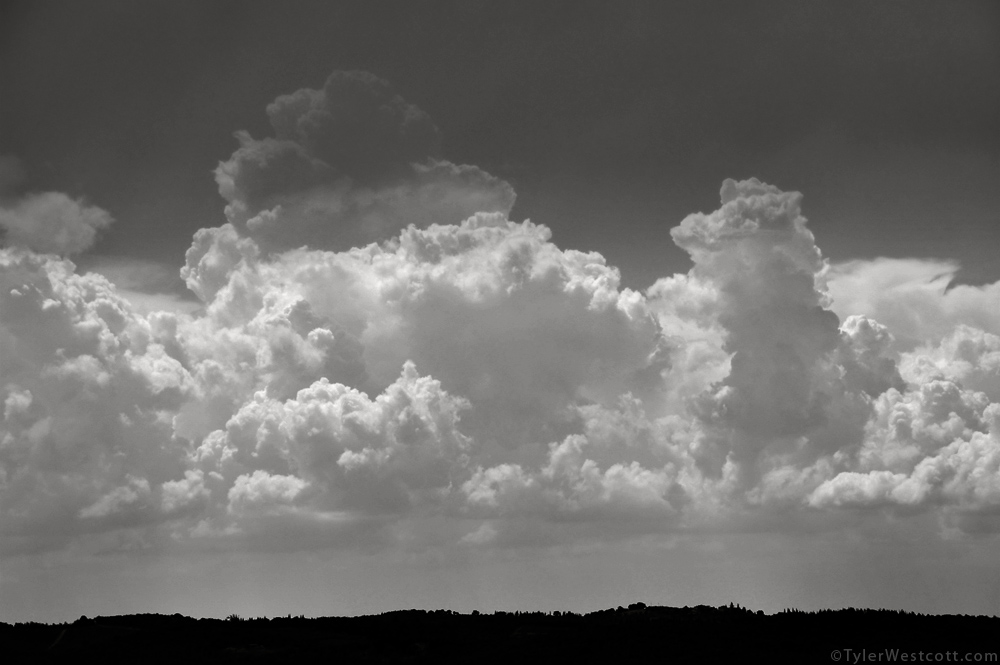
3, 604, 998, 664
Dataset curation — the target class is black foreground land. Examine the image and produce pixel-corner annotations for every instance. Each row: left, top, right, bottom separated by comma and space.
4, 604, 998, 664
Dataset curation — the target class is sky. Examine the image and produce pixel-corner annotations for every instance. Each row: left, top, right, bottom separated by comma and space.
1, 0, 999, 622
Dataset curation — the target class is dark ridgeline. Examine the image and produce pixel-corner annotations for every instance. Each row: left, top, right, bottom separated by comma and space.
3, 603, 997, 664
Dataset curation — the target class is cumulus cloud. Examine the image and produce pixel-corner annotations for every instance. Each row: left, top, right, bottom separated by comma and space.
649, 179, 893, 497
0, 191, 114, 255
216, 71, 515, 252
0, 155, 114, 255
202, 362, 469, 521
804, 322, 1000, 521
462, 398, 684, 530
901, 325, 1000, 401
4, 66, 1000, 555
809, 403, 1000, 515
178, 212, 664, 450
0, 249, 191, 552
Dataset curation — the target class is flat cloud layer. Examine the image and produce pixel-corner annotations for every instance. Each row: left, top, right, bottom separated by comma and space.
3, 72, 1000, 558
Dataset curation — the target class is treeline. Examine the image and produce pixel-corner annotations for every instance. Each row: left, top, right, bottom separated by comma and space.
3, 604, 998, 664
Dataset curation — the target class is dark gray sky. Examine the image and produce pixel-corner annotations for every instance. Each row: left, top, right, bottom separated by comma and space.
2, 0, 997, 289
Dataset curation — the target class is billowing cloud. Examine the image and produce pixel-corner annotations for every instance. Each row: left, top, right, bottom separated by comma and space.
178, 212, 664, 450
197, 362, 470, 526
216, 71, 515, 252
647, 179, 902, 506
461, 397, 685, 538
0, 191, 114, 255
901, 325, 1000, 402
0, 249, 191, 552
4, 73, 1000, 557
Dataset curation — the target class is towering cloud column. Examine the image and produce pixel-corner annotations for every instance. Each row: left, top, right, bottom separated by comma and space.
670, 179, 900, 486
